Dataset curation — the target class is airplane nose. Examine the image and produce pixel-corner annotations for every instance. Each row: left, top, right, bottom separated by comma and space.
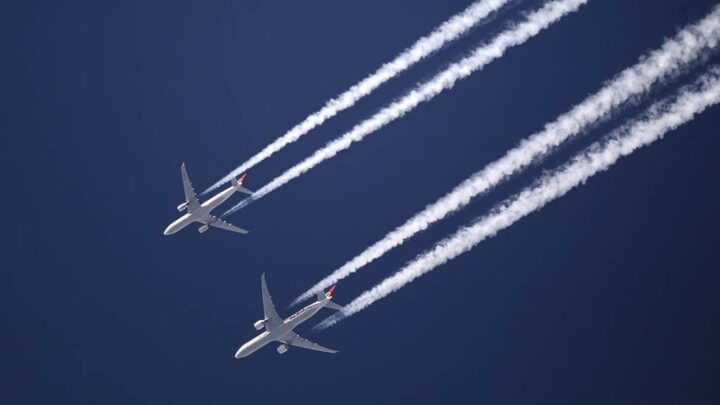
235, 341, 254, 358
163, 224, 174, 235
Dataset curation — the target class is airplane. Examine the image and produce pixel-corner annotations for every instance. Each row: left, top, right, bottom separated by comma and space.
235, 273, 343, 358
163, 162, 253, 235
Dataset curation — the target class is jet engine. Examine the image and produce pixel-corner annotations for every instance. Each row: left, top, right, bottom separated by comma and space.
198, 224, 209, 233
253, 320, 266, 330
176, 202, 188, 212
277, 344, 289, 354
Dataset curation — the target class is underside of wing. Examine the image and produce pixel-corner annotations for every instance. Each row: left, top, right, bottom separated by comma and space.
283, 332, 338, 354
260, 273, 282, 329
180, 163, 201, 212
208, 216, 248, 234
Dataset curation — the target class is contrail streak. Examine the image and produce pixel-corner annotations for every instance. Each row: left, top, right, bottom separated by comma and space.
315, 68, 720, 329
292, 5, 720, 305
221, 0, 589, 216
203, 0, 516, 195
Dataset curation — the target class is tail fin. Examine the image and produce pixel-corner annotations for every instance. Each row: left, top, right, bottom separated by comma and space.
319, 285, 343, 310
317, 285, 336, 301
231, 174, 254, 195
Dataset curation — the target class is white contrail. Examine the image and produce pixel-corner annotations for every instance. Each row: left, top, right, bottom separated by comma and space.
315, 68, 720, 329
292, 5, 720, 305
203, 0, 516, 195
221, 0, 589, 216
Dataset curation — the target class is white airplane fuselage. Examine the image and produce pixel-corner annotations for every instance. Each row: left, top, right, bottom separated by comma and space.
235, 299, 330, 358
163, 186, 236, 235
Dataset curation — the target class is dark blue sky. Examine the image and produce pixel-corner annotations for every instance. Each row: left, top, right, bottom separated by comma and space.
5, 0, 720, 403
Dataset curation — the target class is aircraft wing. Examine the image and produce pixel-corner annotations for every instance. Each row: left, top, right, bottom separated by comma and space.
180, 163, 201, 212
260, 273, 282, 329
283, 332, 338, 354
208, 216, 248, 234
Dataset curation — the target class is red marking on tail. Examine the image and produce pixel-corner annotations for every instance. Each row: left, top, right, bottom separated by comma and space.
326, 285, 336, 297
182, 161, 186, 166
238, 173, 247, 182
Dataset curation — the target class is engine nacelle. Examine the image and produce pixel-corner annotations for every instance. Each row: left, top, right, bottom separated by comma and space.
277, 344, 289, 354
198, 224, 209, 233
253, 320, 266, 330
176, 202, 188, 212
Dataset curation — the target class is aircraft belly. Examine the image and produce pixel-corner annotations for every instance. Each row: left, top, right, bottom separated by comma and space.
275, 328, 298, 343
285, 308, 320, 330
203, 188, 234, 211
269, 323, 292, 337
197, 212, 214, 224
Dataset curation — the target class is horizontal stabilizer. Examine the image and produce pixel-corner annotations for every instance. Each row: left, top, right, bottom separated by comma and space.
231, 175, 253, 195
237, 186, 254, 195
325, 300, 343, 311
